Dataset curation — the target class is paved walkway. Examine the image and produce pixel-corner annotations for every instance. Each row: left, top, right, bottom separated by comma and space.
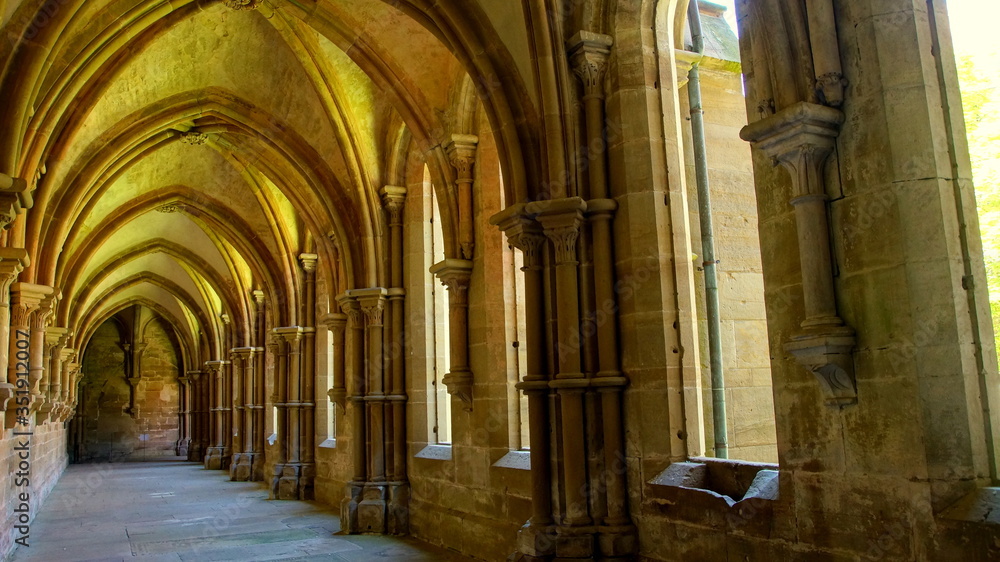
10, 458, 473, 562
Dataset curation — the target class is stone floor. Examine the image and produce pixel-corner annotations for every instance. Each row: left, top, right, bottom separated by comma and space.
11, 458, 474, 561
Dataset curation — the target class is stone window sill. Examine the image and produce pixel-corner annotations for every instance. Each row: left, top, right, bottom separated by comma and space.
414, 443, 452, 461
940, 487, 1000, 525
319, 438, 336, 449
492, 449, 531, 470
267, 433, 277, 446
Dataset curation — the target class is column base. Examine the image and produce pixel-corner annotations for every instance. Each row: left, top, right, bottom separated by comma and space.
340, 482, 363, 532
516, 522, 557, 559
387, 482, 409, 535
251, 451, 265, 481
270, 462, 315, 500
204, 446, 225, 470
230, 452, 253, 481
554, 525, 596, 560
596, 524, 638, 559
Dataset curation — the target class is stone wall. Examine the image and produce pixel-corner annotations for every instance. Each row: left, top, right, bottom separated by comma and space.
76, 316, 180, 462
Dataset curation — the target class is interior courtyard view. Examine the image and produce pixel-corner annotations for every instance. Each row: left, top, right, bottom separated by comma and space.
0, 0, 997, 559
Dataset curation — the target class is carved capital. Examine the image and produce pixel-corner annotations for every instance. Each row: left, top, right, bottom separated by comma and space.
380, 186, 407, 226
491, 204, 546, 270
0, 173, 33, 230
337, 294, 363, 327
252, 289, 265, 307
445, 135, 479, 180
526, 197, 587, 266
568, 31, 613, 100
299, 253, 319, 273
429, 259, 473, 305
323, 313, 348, 337
739, 101, 843, 199
0, 248, 28, 298
353, 288, 388, 327
328, 387, 348, 414
273, 327, 305, 345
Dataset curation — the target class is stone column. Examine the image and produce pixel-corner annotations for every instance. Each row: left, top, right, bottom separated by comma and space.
241, 347, 263, 480
0, 250, 25, 423
203, 359, 230, 469
570, 31, 636, 556
525, 197, 592, 556
354, 288, 388, 532
491, 206, 555, 558
741, 102, 857, 406
176, 372, 191, 456
41, 326, 68, 423
445, 136, 478, 260
124, 341, 148, 420
338, 293, 367, 533
272, 326, 312, 500
299, 254, 319, 473
381, 185, 409, 534
57, 347, 76, 422
8, 282, 53, 428
229, 347, 249, 480
325, 313, 348, 413
252, 290, 267, 479
429, 260, 474, 409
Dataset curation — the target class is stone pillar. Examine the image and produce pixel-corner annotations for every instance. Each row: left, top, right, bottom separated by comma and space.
272, 326, 312, 500
381, 185, 409, 534
445, 135, 478, 260
57, 347, 76, 422
355, 288, 388, 533
429, 260, 474, 409
241, 347, 263, 480
570, 31, 636, 557
299, 254, 319, 473
252, 290, 267, 480
325, 313, 348, 413
0, 250, 25, 423
7, 282, 52, 428
187, 370, 205, 462
525, 197, 592, 557
40, 326, 67, 422
741, 103, 857, 406
203, 360, 231, 469
492, 206, 555, 559
123, 341, 148, 420
229, 347, 250, 480
176, 372, 190, 456
339, 293, 367, 532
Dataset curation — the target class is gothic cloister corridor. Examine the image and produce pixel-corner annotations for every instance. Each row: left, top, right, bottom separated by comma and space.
10, 459, 472, 561
1, 0, 999, 560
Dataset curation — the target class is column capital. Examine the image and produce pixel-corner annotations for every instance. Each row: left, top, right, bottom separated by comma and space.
0, 173, 33, 230
299, 253, 319, 273
380, 186, 407, 225
568, 30, 613, 100
525, 197, 587, 265
740, 101, 844, 198
491, 203, 546, 270
59, 347, 76, 363
336, 293, 363, 327
673, 49, 703, 89
322, 312, 348, 334
444, 134, 479, 177
273, 326, 307, 344
230, 347, 254, 360
45, 327, 69, 352
0, 248, 28, 295
32, 289, 59, 330
204, 360, 231, 374
352, 288, 388, 326
429, 259, 473, 289
252, 289, 265, 306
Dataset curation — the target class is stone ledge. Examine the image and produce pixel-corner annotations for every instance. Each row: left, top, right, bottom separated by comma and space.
414, 444, 452, 461
492, 449, 531, 470
940, 487, 1000, 525
318, 437, 336, 449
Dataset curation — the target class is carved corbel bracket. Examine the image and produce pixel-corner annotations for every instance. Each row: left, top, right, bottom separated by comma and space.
741, 102, 858, 406
441, 370, 473, 412
0, 173, 32, 230
785, 328, 857, 407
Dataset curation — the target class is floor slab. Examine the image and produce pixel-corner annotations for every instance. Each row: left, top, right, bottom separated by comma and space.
11, 458, 474, 562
